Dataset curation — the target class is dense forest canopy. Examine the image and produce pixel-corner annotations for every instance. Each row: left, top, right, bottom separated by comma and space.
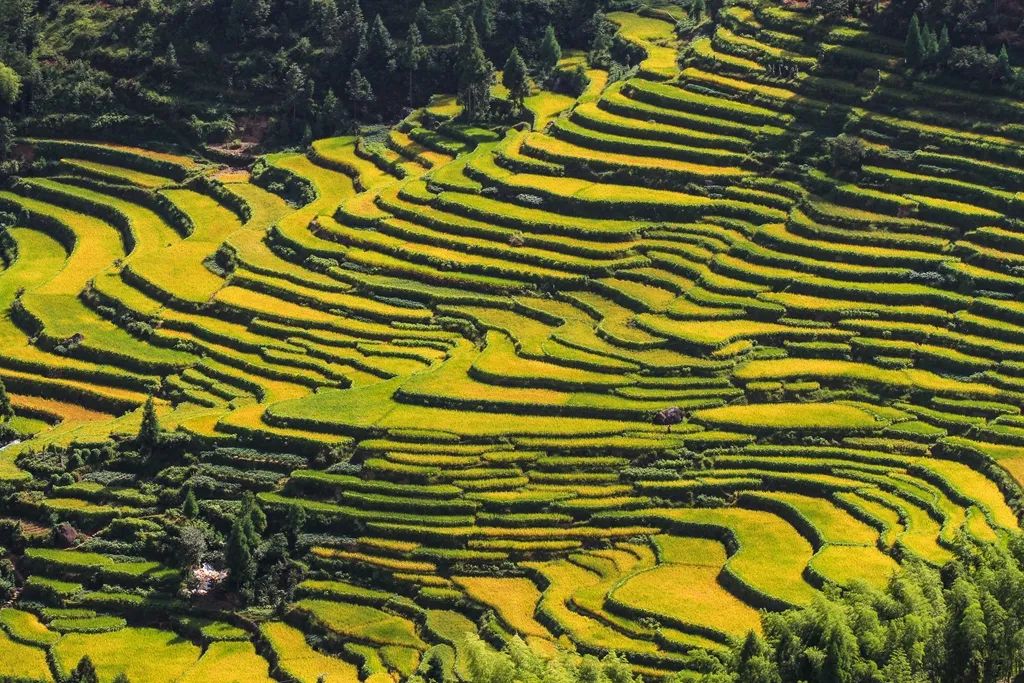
0, 0, 1020, 151
0, 0, 605, 146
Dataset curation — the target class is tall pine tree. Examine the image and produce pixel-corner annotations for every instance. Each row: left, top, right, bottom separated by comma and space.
502, 47, 531, 113
735, 631, 781, 683
457, 24, 494, 121
346, 68, 375, 120
937, 25, 951, 62
137, 395, 159, 454
182, 487, 199, 519
922, 24, 938, 64
538, 25, 562, 76
588, 13, 614, 69
225, 516, 255, 599
473, 0, 495, 40
998, 44, 1013, 80
368, 14, 397, 74
905, 16, 925, 68
309, 0, 341, 43
404, 23, 424, 104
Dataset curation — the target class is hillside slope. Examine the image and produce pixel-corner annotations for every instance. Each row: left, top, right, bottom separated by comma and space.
0, 1, 1022, 681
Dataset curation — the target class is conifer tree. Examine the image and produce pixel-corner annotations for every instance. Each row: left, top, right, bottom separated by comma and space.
286, 504, 306, 549
228, 0, 271, 42
502, 47, 531, 113
922, 24, 938, 64
368, 14, 397, 73
735, 631, 781, 683
446, 15, 465, 45
225, 516, 255, 597
310, 0, 341, 42
473, 0, 496, 40
137, 395, 159, 453
165, 43, 179, 73
588, 13, 614, 69
405, 22, 424, 103
415, 2, 433, 40
538, 25, 562, 76
241, 491, 267, 539
340, 0, 368, 64
182, 487, 199, 518
457, 23, 494, 120
345, 68, 375, 120
69, 656, 99, 683
998, 44, 1013, 80
320, 88, 339, 134
937, 24, 951, 62
0, 378, 12, 422
947, 578, 988, 682
905, 16, 925, 68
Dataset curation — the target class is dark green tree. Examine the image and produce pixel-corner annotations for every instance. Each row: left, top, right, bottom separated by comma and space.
69, 656, 99, 683
947, 577, 987, 683
340, 0, 368, 64
176, 524, 206, 569
225, 516, 255, 599
444, 15, 465, 45
112, 674, 131, 683
309, 0, 341, 42
905, 15, 925, 68
457, 24, 494, 120
997, 44, 1012, 80
414, 2, 434, 41
473, 0, 496, 40
137, 395, 159, 453
0, 378, 12, 422
0, 118, 14, 161
691, 0, 707, 21
922, 24, 938, 64
286, 503, 306, 549
282, 63, 309, 121
815, 599, 861, 683
228, 0, 271, 42
937, 25, 951, 62
182, 487, 199, 518
588, 12, 614, 69
735, 631, 782, 683
502, 47, 531, 113
240, 490, 267, 540
320, 88, 339, 134
0, 61, 20, 107
165, 43, 178, 73
538, 25, 562, 76
345, 68, 375, 120
368, 14, 397, 74
404, 22, 424, 103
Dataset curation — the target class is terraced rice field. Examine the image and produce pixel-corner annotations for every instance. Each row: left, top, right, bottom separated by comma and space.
0, 2, 1023, 681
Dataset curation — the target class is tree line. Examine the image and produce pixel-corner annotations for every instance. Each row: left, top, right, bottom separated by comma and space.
421, 534, 1024, 683
0, 0, 608, 151
811, 0, 1021, 89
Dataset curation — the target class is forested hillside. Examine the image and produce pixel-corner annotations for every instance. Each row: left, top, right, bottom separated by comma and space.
0, 0, 1024, 682
0, 0, 602, 147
